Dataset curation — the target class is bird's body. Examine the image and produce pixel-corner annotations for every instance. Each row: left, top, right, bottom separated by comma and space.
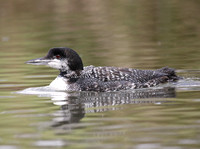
26, 47, 179, 92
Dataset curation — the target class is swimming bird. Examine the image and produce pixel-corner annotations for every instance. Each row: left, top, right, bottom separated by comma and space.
26, 47, 179, 92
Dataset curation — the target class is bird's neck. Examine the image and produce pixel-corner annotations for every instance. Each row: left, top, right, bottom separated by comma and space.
59, 69, 82, 79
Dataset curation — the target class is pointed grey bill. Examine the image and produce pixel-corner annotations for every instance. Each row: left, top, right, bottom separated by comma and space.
26, 57, 50, 65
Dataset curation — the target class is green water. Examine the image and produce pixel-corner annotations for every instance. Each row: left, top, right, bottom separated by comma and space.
0, 1, 200, 149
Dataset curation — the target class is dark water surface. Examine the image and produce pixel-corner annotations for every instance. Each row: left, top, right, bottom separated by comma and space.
1, 1, 200, 149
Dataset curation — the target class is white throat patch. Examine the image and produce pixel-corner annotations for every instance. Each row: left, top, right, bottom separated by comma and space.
48, 59, 69, 71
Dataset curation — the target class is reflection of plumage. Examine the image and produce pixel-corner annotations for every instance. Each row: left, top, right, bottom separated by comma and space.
50, 87, 176, 126
26, 47, 179, 92
71, 87, 176, 108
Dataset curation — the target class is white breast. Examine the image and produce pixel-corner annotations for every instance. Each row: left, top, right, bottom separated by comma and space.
49, 76, 69, 91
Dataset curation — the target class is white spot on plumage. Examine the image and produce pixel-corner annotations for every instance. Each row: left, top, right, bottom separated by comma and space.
49, 76, 69, 90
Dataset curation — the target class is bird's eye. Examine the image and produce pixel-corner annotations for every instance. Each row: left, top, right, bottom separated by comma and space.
55, 55, 60, 59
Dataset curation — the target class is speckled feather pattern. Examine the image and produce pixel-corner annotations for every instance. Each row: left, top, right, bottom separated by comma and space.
65, 65, 178, 92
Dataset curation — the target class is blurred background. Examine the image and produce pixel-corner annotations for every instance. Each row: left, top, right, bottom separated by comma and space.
1, 0, 200, 70
0, 1, 200, 149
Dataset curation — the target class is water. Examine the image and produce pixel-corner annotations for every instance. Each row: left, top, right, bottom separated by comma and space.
1, 1, 200, 149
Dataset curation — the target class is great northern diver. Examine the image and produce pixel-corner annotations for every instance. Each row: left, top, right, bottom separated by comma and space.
26, 47, 179, 92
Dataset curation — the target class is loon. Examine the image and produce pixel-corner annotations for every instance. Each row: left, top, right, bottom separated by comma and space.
26, 47, 179, 92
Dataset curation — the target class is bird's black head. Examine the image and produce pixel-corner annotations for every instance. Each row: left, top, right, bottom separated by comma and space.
26, 47, 83, 74
45, 47, 83, 71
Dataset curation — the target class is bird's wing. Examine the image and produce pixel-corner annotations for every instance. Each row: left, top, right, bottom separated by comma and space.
83, 66, 155, 83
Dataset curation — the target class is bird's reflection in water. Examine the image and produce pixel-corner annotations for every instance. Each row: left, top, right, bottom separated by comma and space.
48, 87, 176, 128
18, 86, 176, 130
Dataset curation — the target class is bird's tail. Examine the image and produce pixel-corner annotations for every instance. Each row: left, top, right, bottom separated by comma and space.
156, 67, 180, 81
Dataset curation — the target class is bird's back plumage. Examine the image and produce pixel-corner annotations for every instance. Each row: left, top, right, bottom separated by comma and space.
64, 65, 178, 91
